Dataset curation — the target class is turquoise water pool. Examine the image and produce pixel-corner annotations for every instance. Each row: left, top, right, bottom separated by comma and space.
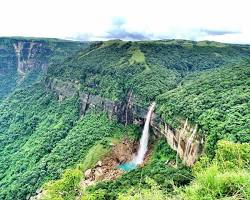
118, 162, 137, 171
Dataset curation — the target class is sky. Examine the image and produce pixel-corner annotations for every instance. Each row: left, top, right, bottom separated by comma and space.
0, 0, 250, 44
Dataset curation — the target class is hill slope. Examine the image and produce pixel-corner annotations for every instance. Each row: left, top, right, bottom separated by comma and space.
0, 37, 89, 100
47, 40, 250, 105
158, 61, 250, 155
0, 38, 249, 200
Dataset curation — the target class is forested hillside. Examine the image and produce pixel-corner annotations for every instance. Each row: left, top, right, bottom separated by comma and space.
0, 37, 89, 100
0, 38, 249, 200
47, 40, 250, 104
0, 83, 134, 199
158, 61, 250, 155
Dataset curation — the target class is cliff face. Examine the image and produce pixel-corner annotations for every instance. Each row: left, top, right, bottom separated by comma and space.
47, 78, 203, 166
0, 37, 89, 100
151, 118, 203, 166
0, 39, 51, 76
0, 39, 56, 100
46, 78, 148, 123
13, 41, 49, 76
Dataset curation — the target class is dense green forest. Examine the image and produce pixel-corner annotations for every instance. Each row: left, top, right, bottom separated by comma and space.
0, 83, 134, 199
47, 40, 250, 104
158, 61, 250, 156
0, 38, 249, 200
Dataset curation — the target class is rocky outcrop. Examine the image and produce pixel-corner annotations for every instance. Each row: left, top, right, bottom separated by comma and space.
46, 78, 142, 123
13, 41, 48, 76
112, 138, 137, 163
47, 79, 78, 101
46, 79, 203, 166
28, 189, 46, 200
151, 118, 203, 166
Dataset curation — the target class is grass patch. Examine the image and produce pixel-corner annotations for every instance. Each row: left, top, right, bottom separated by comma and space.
129, 47, 145, 64
180, 141, 250, 200
196, 40, 227, 47
80, 143, 110, 173
129, 46, 150, 70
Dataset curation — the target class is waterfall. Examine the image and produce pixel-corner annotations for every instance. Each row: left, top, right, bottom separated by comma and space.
133, 102, 156, 165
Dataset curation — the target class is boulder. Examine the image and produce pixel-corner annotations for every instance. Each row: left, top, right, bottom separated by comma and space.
112, 139, 134, 163
84, 169, 92, 179
96, 160, 102, 167
94, 167, 104, 180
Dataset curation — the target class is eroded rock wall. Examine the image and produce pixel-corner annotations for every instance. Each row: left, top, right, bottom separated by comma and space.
13, 41, 48, 76
46, 78, 203, 166
151, 118, 203, 166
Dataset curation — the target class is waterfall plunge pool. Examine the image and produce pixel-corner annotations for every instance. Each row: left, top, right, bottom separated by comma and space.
118, 162, 137, 171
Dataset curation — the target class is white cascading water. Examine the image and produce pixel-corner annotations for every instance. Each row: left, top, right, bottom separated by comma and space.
133, 102, 156, 165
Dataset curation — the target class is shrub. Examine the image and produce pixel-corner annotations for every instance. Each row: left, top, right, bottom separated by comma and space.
181, 141, 250, 200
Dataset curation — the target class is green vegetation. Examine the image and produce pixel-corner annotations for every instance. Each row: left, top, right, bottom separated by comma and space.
117, 141, 250, 200
42, 167, 83, 200
35, 127, 138, 200
0, 38, 249, 200
0, 82, 132, 199
47, 40, 250, 105
117, 177, 166, 200
140, 40, 250, 71
181, 141, 250, 200
129, 46, 146, 64
0, 37, 89, 101
0, 38, 18, 99
0, 84, 79, 199
83, 139, 192, 199
158, 61, 250, 156
41, 144, 110, 200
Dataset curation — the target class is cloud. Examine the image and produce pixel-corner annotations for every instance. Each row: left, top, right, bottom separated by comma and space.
65, 33, 91, 41
106, 30, 150, 40
105, 17, 150, 40
200, 29, 240, 36
0, 0, 249, 44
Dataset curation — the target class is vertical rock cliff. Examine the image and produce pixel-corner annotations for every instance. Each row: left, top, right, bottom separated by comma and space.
13, 41, 48, 77
0, 37, 89, 100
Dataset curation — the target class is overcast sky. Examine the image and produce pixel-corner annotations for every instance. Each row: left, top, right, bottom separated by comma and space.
0, 0, 249, 44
